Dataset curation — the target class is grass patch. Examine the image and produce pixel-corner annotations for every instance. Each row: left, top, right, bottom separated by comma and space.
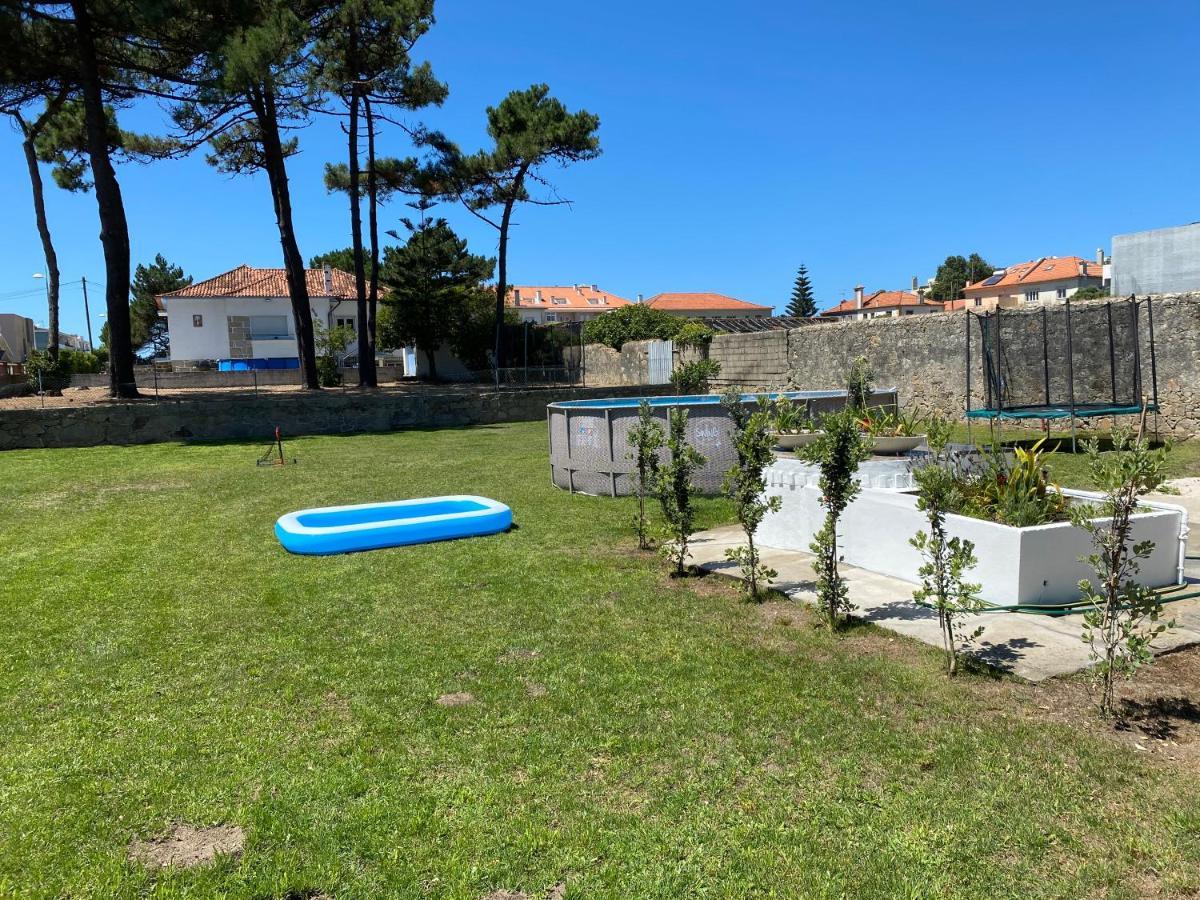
2, 422, 1200, 897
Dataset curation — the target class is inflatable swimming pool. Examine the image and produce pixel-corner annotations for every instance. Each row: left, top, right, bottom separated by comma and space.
275, 495, 512, 555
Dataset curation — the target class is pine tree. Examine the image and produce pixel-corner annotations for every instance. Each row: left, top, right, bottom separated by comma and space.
786, 264, 816, 317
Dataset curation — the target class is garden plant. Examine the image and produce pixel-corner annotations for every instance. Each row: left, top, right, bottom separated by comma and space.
628, 400, 664, 550
657, 407, 706, 576
720, 391, 781, 598
1072, 426, 1173, 718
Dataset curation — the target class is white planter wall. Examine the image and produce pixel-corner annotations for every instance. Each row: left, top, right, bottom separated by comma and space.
758, 457, 1185, 606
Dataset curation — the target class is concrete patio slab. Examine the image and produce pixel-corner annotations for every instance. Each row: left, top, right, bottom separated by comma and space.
689, 524, 1200, 682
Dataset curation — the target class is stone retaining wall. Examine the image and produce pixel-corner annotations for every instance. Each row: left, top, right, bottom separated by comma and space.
0, 384, 672, 451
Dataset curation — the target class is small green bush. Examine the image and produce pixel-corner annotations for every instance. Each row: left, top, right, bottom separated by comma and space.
671, 358, 721, 394
582, 306, 712, 350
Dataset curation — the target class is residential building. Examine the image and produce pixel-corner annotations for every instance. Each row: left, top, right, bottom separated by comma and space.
1112, 222, 1200, 296
644, 292, 772, 318
821, 286, 945, 320
957, 255, 1106, 311
506, 284, 631, 324
160, 264, 359, 370
0, 313, 36, 363
34, 327, 91, 352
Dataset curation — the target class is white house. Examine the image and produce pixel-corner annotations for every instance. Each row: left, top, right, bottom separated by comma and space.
821, 286, 946, 320
507, 284, 631, 324
956, 254, 1107, 311
161, 264, 361, 370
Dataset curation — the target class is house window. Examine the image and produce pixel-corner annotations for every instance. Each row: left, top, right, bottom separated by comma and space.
973, 299, 981, 307
587, 298, 602, 305
1056, 287, 1067, 300
249, 315, 290, 339
193, 314, 203, 327
545, 312, 558, 322
551, 297, 568, 305
335, 317, 356, 333
1025, 290, 1038, 303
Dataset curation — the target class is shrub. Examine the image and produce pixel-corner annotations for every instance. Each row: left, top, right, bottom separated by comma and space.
671, 358, 721, 393
314, 322, 353, 388
1072, 428, 1172, 718
582, 306, 712, 350
799, 408, 870, 629
720, 391, 781, 598
628, 400, 664, 551
846, 355, 874, 413
656, 407, 706, 576
910, 418, 984, 675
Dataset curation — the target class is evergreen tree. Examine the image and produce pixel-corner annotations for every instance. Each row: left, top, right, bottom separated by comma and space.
928, 253, 994, 301
786, 264, 816, 317
129, 254, 190, 357
379, 203, 494, 380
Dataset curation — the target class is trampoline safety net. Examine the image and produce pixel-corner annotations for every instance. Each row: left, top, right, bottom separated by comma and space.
967, 298, 1158, 420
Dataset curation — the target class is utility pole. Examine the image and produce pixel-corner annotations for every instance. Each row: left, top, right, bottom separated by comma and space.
81, 276, 94, 351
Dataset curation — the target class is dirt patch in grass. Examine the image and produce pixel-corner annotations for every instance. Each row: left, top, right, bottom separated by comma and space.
435, 691, 475, 707
523, 679, 548, 698
481, 884, 566, 900
128, 823, 245, 869
498, 648, 541, 663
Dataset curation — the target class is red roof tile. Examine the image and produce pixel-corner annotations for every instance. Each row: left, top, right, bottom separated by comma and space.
506, 284, 631, 311
964, 257, 1104, 293
644, 292, 771, 312
821, 290, 945, 316
158, 264, 359, 300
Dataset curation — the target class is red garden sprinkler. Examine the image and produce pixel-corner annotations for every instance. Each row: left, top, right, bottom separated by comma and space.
257, 426, 296, 467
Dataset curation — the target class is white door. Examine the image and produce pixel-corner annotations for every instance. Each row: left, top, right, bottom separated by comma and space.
647, 339, 673, 385
403, 346, 417, 377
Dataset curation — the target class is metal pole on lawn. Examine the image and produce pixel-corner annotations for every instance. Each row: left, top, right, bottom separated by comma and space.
81, 276, 94, 352
964, 310, 972, 446
524, 321, 529, 385
1146, 295, 1161, 443
1065, 297, 1077, 452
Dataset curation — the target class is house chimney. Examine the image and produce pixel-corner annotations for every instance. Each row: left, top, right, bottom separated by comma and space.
512, 288, 521, 305
1078, 260, 1087, 277
591, 284, 598, 291
637, 293, 643, 303
535, 289, 543, 303
854, 285, 864, 309
911, 275, 919, 291
1097, 248, 1105, 266
322, 264, 333, 294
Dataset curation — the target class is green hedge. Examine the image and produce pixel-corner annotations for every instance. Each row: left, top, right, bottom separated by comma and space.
581, 305, 713, 350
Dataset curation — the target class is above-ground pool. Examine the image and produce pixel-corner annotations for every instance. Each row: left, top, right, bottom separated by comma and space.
547, 389, 898, 496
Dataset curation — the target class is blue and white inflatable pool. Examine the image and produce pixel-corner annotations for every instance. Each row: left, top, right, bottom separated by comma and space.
275, 495, 512, 555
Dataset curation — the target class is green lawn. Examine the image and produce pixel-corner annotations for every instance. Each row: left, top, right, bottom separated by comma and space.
2, 422, 1199, 898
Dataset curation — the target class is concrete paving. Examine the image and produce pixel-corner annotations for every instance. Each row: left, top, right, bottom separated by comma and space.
689, 524, 1200, 682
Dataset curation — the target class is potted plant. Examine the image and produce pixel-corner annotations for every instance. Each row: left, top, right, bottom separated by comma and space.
769, 396, 823, 449
857, 408, 927, 454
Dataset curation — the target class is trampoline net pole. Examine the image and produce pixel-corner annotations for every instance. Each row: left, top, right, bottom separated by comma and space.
1065, 298, 1077, 452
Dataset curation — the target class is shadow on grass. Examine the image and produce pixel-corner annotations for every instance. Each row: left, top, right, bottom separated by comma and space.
1116, 696, 1200, 740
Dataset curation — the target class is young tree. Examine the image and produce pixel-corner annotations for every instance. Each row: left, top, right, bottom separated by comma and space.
910, 416, 984, 674
801, 409, 870, 629
786, 264, 816, 318
928, 253, 994, 302
628, 400, 664, 551
430, 84, 600, 371
379, 204, 494, 380
846, 355, 874, 413
657, 408, 706, 577
721, 392, 782, 598
1073, 427, 1173, 718
312, 0, 446, 388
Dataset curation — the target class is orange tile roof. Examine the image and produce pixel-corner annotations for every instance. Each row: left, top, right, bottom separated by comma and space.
158, 264, 359, 300
964, 257, 1104, 294
821, 290, 945, 317
644, 292, 772, 312
506, 284, 632, 311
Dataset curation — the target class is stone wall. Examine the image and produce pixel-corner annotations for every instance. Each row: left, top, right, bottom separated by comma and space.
0, 384, 672, 451
707, 330, 793, 389
70, 365, 408, 390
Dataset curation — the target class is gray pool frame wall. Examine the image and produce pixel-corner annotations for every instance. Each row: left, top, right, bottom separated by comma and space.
547, 389, 899, 497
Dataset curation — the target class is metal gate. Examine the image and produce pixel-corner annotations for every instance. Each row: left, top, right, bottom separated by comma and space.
647, 339, 674, 385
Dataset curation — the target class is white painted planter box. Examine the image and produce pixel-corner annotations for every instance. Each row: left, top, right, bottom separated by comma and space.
758, 457, 1186, 607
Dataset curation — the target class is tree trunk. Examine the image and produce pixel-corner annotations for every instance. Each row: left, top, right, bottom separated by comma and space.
20, 131, 60, 363
346, 89, 374, 387
364, 96, 380, 367
493, 198, 514, 375
424, 347, 438, 381
70, 0, 137, 397
251, 85, 319, 390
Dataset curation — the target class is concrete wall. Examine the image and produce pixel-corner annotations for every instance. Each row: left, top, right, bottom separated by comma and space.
1113, 223, 1200, 296
0, 384, 672, 451
69, 366, 411, 390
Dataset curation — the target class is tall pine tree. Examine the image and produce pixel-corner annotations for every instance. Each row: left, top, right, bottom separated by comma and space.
786, 264, 816, 318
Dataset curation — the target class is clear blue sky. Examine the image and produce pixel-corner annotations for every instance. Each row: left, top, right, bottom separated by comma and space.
2, 0, 1199, 337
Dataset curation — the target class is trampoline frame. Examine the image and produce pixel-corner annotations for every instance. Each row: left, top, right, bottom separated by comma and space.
964, 296, 1160, 448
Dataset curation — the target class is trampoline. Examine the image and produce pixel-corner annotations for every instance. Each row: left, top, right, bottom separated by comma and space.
964, 296, 1160, 445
